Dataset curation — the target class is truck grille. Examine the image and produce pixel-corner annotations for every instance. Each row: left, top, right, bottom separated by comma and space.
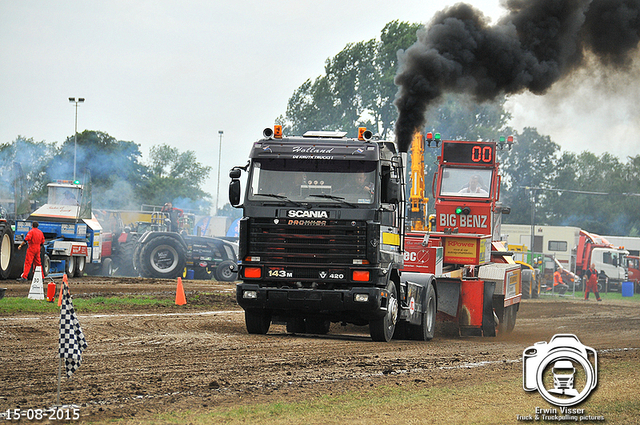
248, 218, 367, 265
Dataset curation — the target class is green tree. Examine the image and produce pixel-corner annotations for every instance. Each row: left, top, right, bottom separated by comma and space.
51, 130, 146, 209
547, 151, 640, 234
138, 144, 212, 212
499, 127, 560, 225
0, 136, 57, 205
281, 20, 421, 137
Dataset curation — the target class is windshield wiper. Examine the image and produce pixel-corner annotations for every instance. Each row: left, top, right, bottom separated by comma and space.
254, 193, 304, 206
308, 194, 357, 207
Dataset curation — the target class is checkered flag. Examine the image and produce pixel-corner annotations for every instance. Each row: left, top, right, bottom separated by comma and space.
58, 283, 87, 378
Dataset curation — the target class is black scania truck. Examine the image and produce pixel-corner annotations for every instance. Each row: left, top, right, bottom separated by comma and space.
229, 126, 437, 342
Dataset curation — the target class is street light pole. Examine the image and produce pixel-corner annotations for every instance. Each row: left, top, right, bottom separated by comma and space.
68, 97, 85, 181
216, 130, 223, 215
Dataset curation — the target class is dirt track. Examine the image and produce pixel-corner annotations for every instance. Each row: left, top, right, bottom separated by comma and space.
1, 277, 639, 423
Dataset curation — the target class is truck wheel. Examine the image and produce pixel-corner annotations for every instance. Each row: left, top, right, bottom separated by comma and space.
369, 281, 398, 342
65, 256, 75, 277
245, 309, 271, 334
521, 269, 532, 299
139, 235, 186, 279
410, 281, 436, 341
74, 256, 86, 277
132, 243, 142, 276
8, 245, 25, 279
215, 260, 237, 282
498, 304, 517, 334
286, 317, 306, 334
43, 254, 50, 277
305, 318, 331, 335
0, 225, 14, 279
101, 258, 114, 276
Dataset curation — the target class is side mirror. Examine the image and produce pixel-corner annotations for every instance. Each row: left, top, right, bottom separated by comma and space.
229, 180, 241, 207
229, 169, 241, 179
385, 178, 401, 204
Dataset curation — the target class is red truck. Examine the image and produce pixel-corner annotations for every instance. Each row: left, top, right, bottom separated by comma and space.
575, 230, 629, 292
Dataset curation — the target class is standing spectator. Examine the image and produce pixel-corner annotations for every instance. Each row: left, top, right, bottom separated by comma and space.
584, 263, 602, 301
17, 221, 45, 282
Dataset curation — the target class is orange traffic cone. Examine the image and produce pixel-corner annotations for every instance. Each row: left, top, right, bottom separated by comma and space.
175, 277, 186, 306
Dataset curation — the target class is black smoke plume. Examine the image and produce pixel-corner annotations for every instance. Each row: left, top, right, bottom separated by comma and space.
394, 0, 640, 152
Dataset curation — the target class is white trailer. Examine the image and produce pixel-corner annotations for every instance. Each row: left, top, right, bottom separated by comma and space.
501, 224, 580, 268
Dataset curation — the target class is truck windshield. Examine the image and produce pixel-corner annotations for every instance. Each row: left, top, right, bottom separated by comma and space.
439, 167, 492, 198
248, 158, 377, 205
48, 185, 81, 206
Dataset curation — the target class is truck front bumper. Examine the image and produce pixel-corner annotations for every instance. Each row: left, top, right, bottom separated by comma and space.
236, 283, 389, 321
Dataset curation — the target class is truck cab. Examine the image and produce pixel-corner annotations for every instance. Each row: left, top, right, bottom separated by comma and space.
230, 127, 406, 341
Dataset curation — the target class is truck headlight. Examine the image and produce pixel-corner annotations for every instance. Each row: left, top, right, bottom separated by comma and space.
354, 293, 369, 302
243, 290, 258, 299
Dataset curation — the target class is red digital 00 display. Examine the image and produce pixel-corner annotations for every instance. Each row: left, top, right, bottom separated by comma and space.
442, 142, 495, 165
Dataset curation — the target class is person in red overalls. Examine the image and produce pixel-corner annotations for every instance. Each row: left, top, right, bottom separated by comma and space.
584, 263, 602, 301
17, 221, 45, 282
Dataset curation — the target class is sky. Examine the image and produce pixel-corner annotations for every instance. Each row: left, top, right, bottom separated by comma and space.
1, 1, 639, 210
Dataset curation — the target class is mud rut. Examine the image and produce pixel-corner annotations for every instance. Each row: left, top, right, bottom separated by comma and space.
1, 277, 639, 422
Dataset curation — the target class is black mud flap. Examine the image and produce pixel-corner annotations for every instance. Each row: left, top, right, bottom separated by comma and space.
434, 278, 460, 317
481, 281, 496, 337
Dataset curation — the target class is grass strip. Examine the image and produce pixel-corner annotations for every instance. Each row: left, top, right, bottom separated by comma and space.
1, 295, 180, 314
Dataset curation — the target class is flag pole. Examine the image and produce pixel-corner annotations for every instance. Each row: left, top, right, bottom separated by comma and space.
56, 276, 68, 407
56, 358, 62, 406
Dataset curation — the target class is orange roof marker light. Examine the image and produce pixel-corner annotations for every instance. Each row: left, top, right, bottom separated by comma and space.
274, 125, 283, 139
358, 127, 373, 141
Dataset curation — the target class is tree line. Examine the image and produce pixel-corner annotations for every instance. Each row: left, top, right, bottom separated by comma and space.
0, 130, 213, 214
278, 21, 640, 236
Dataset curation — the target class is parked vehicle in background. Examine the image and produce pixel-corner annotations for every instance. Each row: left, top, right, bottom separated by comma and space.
516, 261, 540, 299
626, 255, 639, 293
575, 230, 628, 292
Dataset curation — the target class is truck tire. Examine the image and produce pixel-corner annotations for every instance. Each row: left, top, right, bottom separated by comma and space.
8, 245, 25, 279
74, 256, 86, 277
101, 257, 114, 276
498, 304, 517, 334
521, 269, 532, 299
215, 260, 237, 282
43, 254, 50, 277
132, 243, 142, 276
245, 309, 271, 334
65, 256, 75, 277
0, 225, 14, 279
410, 281, 436, 341
369, 281, 398, 342
138, 235, 186, 279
